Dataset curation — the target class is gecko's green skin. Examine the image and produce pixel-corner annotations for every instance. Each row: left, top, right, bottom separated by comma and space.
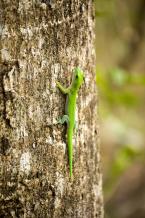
56, 67, 84, 178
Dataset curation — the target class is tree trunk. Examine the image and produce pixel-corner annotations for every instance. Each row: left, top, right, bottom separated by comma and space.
0, 0, 103, 217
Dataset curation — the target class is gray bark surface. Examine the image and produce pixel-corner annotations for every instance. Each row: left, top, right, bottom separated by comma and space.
0, 0, 103, 217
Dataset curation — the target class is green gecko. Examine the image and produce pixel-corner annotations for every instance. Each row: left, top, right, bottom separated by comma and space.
56, 67, 84, 178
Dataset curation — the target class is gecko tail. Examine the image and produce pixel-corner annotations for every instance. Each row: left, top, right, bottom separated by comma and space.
68, 142, 73, 179
68, 129, 73, 179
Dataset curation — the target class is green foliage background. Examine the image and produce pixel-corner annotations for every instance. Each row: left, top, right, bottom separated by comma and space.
95, 0, 145, 217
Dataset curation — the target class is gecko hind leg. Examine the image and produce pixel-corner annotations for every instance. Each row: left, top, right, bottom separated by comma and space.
57, 115, 69, 125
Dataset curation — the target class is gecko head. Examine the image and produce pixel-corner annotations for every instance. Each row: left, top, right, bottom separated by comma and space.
72, 67, 84, 90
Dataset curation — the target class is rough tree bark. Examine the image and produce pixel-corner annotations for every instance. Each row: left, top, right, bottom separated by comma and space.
0, 0, 103, 217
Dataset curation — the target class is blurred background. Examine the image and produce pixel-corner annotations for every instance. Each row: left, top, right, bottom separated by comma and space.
95, 0, 145, 218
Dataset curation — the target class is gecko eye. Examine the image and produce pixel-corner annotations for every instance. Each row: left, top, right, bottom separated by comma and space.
76, 75, 78, 79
